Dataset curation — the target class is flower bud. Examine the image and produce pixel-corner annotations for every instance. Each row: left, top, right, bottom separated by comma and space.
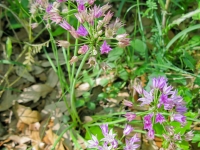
69, 56, 78, 65
78, 45, 89, 54
57, 40, 70, 48
87, 57, 97, 67
31, 23, 39, 29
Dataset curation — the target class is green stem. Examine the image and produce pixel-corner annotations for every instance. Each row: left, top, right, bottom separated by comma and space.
70, 51, 90, 124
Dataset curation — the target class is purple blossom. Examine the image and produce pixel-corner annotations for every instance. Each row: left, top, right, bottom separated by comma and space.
124, 135, 140, 150
93, 5, 103, 18
59, 20, 72, 30
134, 84, 143, 95
100, 124, 108, 136
112, 139, 118, 149
88, 0, 95, 5
76, 25, 88, 36
78, 4, 85, 12
100, 41, 112, 54
147, 129, 155, 139
172, 114, 186, 125
144, 114, 153, 130
46, 3, 53, 13
76, 0, 88, 4
162, 84, 173, 95
101, 129, 116, 144
169, 90, 184, 105
49, 13, 62, 24
87, 135, 99, 148
130, 134, 140, 143
176, 105, 187, 114
123, 124, 134, 136
152, 77, 167, 90
138, 89, 153, 106
57, 0, 67, 2
78, 44, 89, 54
123, 100, 133, 107
124, 112, 136, 122
155, 113, 165, 124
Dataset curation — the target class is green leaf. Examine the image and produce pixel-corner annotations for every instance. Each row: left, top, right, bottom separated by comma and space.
75, 99, 85, 108
194, 77, 200, 86
52, 27, 66, 36
99, 78, 109, 87
85, 126, 103, 140
87, 102, 96, 110
83, 92, 90, 101
117, 27, 126, 34
97, 93, 107, 100
6, 37, 12, 59
108, 47, 123, 61
182, 52, 196, 70
192, 133, 200, 142
130, 39, 146, 57
118, 68, 129, 81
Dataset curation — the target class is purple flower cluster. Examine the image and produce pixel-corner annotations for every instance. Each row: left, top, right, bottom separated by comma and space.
87, 124, 140, 150
30, 0, 130, 57
133, 77, 187, 139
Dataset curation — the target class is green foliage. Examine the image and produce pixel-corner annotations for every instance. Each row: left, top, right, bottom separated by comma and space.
5, 37, 12, 59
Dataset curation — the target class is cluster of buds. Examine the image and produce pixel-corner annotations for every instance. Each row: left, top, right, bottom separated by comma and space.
160, 126, 194, 149
88, 124, 140, 150
29, 0, 130, 65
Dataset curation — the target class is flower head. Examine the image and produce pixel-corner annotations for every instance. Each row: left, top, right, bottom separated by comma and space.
76, 25, 88, 36
100, 41, 112, 54
100, 124, 108, 136
78, 4, 85, 12
144, 114, 153, 130
57, 0, 67, 2
78, 44, 89, 54
155, 113, 165, 124
138, 89, 153, 106
59, 20, 72, 30
87, 135, 99, 149
147, 129, 155, 139
124, 112, 136, 122
123, 100, 133, 107
152, 76, 167, 90
123, 124, 134, 136
124, 134, 140, 150
172, 114, 186, 125
46, 3, 53, 13
49, 13, 62, 24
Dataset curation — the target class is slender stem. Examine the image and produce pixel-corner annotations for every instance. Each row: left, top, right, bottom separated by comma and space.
162, 0, 171, 28
70, 51, 90, 124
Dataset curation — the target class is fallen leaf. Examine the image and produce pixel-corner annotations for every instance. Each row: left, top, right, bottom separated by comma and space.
14, 104, 41, 125
15, 66, 35, 82
0, 91, 16, 111
43, 129, 65, 150
46, 68, 58, 88
17, 84, 53, 103
9, 135, 31, 145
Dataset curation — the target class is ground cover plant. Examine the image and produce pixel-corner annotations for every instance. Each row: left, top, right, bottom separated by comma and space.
0, 0, 200, 149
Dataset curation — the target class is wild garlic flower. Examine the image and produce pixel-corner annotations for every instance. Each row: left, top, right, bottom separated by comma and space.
87, 124, 140, 150
131, 77, 188, 139
30, 0, 130, 57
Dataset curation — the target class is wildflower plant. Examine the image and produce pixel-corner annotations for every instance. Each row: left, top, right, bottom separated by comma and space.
28, 0, 130, 149
27, 0, 197, 149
